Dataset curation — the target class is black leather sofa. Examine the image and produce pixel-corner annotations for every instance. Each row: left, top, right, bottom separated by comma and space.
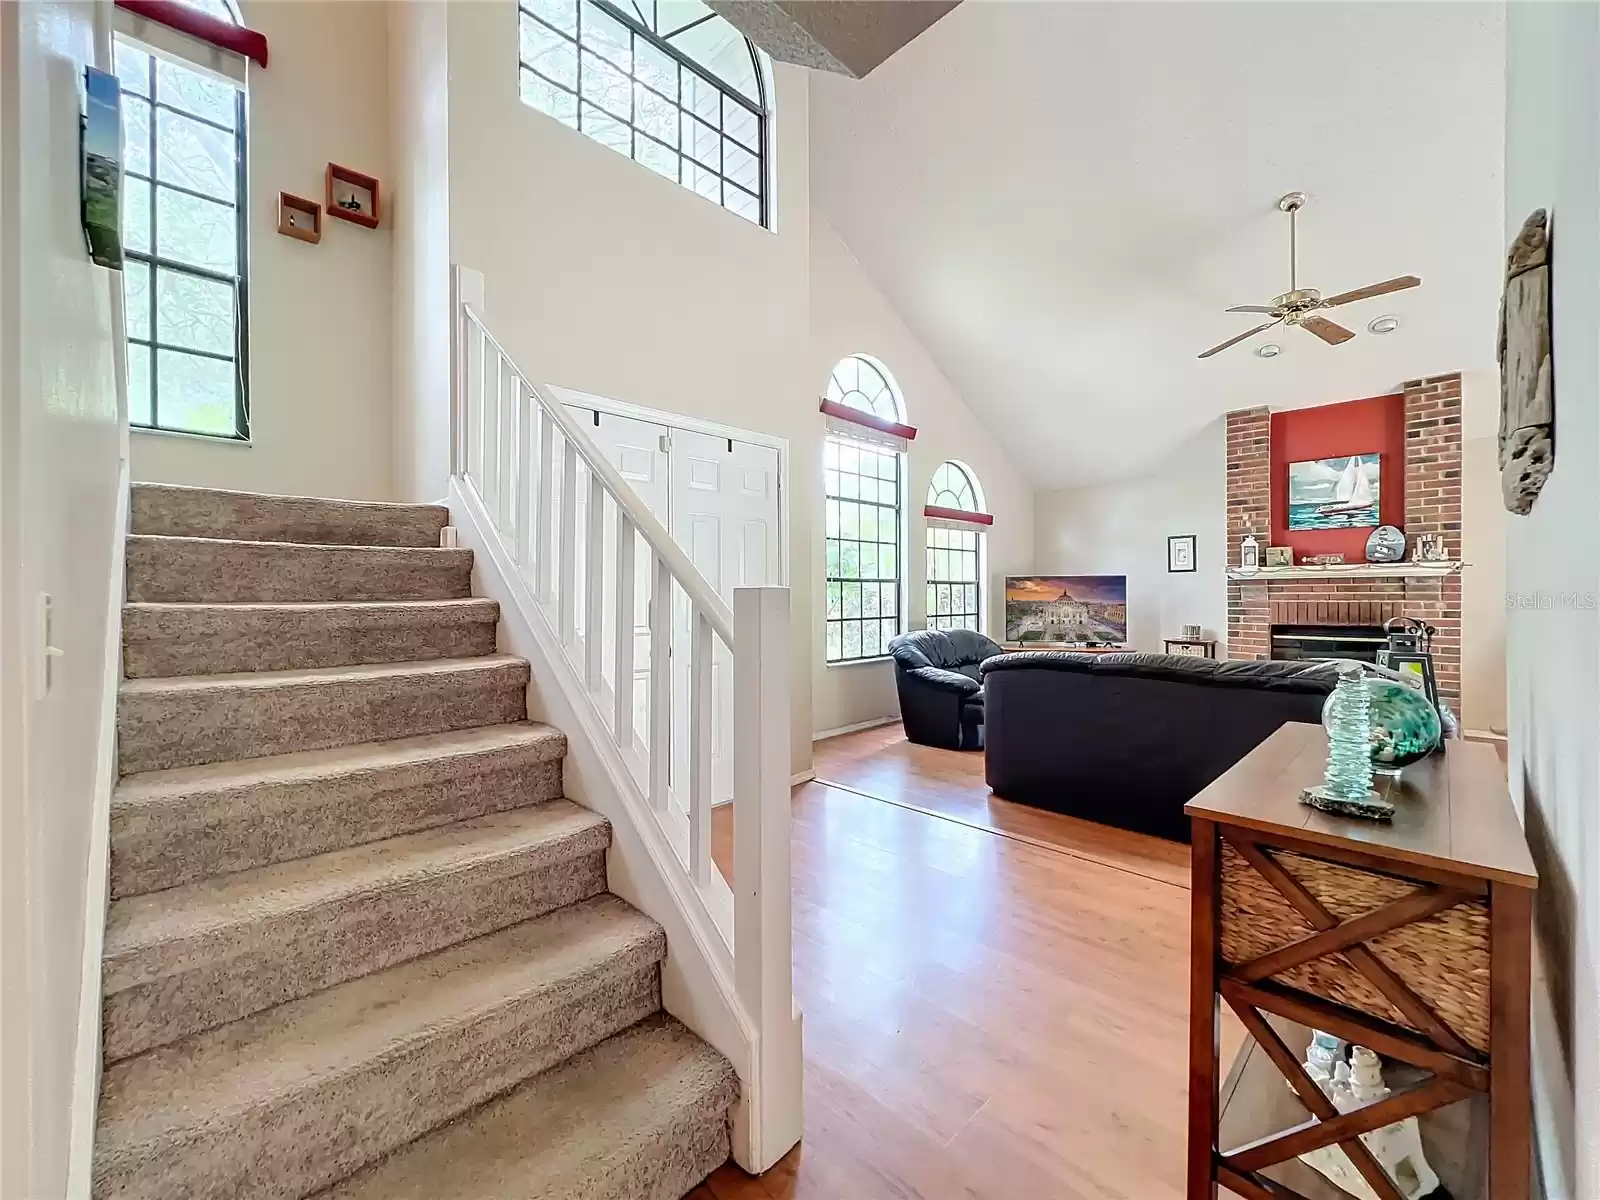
887, 628, 1004, 751
981, 652, 1338, 841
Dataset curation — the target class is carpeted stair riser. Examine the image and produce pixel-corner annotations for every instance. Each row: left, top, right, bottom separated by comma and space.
122, 599, 500, 678
125, 536, 473, 604
95, 901, 667, 1200
117, 656, 529, 775
131, 483, 449, 547
313, 1015, 739, 1200
111, 726, 566, 898
103, 806, 609, 1060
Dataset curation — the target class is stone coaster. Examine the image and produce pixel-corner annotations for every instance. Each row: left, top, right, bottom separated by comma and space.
1300, 785, 1394, 822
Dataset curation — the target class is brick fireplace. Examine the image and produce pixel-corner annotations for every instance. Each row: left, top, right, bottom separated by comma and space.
1225, 373, 1463, 703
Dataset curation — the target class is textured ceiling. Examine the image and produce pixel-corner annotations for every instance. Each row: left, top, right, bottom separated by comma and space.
809, 1, 1507, 487
706, 0, 962, 76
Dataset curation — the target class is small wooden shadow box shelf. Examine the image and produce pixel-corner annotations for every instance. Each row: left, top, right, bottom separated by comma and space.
1184, 723, 1537, 1200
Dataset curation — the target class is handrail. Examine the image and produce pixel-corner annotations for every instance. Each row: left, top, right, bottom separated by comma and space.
460, 302, 735, 647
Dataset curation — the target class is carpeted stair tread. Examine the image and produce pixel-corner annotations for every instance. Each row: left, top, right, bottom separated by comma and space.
126, 535, 473, 603
111, 724, 567, 897
317, 1014, 738, 1200
131, 482, 449, 547
104, 802, 608, 981
95, 898, 667, 1200
122, 598, 500, 677
117, 655, 530, 774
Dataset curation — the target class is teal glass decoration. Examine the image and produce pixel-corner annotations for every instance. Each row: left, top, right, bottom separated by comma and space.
1302, 662, 1391, 819
1334, 675, 1443, 775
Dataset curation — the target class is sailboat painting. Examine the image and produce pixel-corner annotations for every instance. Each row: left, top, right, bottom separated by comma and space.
1287, 454, 1382, 530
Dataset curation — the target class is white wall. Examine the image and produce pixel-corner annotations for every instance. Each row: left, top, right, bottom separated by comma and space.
809, 217, 1035, 735
387, 0, 450, 505
130, 0, 394, 502
0, 3, 126, 1196
1503, 5, 1600, 1198
1033, 419, 1228, 655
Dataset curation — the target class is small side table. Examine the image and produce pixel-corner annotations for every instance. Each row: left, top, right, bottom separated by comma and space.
1165, 637, 1217, 659
1184, 724, 1537, 1200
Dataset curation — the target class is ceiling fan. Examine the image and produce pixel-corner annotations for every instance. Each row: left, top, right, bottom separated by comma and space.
1199, 192, 1422, 359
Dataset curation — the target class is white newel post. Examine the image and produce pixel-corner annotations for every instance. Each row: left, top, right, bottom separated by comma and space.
731, 586, 803, 1173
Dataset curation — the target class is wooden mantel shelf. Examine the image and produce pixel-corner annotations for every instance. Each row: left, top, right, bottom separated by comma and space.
1226, 561, 1464, 582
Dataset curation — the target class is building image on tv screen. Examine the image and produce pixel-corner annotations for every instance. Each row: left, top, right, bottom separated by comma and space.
1004, 576, 1128, 645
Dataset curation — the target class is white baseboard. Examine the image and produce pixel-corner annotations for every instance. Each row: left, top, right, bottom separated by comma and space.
813, 715, 900, 742
790, 769, 815, 786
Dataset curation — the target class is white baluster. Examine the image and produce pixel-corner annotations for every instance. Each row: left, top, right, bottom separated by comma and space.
614, 515, 636, 752
479, 332, 496, 505
559, 439, 578, 648
648, 555, 671, 814
465, 323, 483, 486
537, 408, 556, 605
689, 609, 713, 886
586, 474, 605, 693
498, 360, 515, 533
515, 381, 534, 569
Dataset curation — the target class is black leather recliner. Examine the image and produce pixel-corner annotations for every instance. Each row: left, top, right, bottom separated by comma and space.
887, 628, 1005, 750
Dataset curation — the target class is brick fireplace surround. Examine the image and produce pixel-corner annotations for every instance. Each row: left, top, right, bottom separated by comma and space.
1225, 372, 1463, 703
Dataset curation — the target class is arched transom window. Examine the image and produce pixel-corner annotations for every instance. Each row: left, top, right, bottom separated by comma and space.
115, 0, 251, 439
926, 461, 984, 633
823, 356, 905, 663
518, 0, 769, 226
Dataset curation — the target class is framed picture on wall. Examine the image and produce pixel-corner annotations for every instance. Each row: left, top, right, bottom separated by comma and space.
1168, 534, 1197, 573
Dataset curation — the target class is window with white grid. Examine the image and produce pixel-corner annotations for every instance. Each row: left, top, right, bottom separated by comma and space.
925, 461, 984, 633
823, 356, 905, 663
517, 0, 769, 226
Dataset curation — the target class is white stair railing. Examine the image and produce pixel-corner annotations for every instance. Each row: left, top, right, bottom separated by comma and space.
450, 277, 800, 1172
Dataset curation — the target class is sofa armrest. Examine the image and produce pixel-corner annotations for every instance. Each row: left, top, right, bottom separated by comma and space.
904, 665, 981, 695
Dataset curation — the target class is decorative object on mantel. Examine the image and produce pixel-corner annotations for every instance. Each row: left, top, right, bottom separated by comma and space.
1497, 208, 1553, 515
1299, 1042, 1442, 1200
1364, 524, 1406, 563
276, 191, 321, 244
1302, 663, 1388, 819
1303, 552, 1345, 566
1168, 534, 1196, 573
1263, 545, 1294, 568
1410, 531, 1447, 562
326, 162, 380, 228
1238, 534, 1260, 574
1354, 672, 1443, 774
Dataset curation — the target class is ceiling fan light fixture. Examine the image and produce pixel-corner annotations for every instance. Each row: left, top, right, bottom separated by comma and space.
1368, 314, 1401, 335
1255, 343, 1282, 359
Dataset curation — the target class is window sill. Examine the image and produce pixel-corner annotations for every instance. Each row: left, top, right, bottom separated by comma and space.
132, 425, 252, 447
825, 655, 893, 669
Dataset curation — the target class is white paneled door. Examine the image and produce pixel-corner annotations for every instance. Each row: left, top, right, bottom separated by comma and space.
572, 405, 781, 810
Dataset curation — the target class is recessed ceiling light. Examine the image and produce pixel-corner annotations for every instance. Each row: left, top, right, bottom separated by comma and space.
1255, 343, 1282, 359
1368, 315, 1401, 335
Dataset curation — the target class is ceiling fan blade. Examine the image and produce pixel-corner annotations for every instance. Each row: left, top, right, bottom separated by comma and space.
1225, 305, 1279, 314
1321, 275, 1422, 307
1198, 319, 1282, 359
1302, 315, 1356, 346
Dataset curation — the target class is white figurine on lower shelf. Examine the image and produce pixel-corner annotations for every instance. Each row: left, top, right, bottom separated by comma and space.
1300, 1036, 1443, 1200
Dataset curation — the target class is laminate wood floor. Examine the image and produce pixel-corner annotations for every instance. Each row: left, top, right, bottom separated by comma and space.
688, 724, 1243, 1200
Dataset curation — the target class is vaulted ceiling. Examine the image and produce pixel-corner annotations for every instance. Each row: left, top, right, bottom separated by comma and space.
809, 1, 1507, 488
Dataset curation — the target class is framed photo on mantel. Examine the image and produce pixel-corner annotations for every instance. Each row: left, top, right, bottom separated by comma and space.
1168, 534, 1197, 573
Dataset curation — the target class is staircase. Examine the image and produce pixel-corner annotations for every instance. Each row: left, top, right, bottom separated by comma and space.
94, 483, 738, 1200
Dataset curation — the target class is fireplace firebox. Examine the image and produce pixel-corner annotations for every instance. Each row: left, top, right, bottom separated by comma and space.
1270, 624, 1388, 664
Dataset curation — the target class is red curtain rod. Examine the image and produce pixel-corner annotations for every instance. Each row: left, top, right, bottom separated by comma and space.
115, 0, 269, 67
818, 398, 917, 442
924, 504, 994, 526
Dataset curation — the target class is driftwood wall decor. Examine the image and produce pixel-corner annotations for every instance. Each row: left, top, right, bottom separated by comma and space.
1497, 209, 1554, 515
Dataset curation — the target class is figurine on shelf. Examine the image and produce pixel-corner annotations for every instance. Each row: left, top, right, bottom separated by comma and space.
1300, 1042, 1443, 1200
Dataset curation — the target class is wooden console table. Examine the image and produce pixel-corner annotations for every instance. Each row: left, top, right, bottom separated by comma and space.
1184, 724, 1537, 1200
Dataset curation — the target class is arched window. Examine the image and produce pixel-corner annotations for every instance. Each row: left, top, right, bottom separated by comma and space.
115, 0, 251, 439
926, 461, 984, 633
518, 0, 769, 227
823, 356, 904, 663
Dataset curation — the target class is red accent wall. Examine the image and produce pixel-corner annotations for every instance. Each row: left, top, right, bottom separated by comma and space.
1269, 393, 1406, 559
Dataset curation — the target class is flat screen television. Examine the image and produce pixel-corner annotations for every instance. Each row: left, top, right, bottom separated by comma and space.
1004, 575, 1128, 647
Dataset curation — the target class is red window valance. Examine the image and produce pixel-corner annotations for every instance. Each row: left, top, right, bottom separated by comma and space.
818, 398, 917, 443
115, 0, 269, 67
924, 504, 994, 529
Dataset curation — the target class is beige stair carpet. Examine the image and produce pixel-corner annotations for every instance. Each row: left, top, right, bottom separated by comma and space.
94, 484, 738, 1200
